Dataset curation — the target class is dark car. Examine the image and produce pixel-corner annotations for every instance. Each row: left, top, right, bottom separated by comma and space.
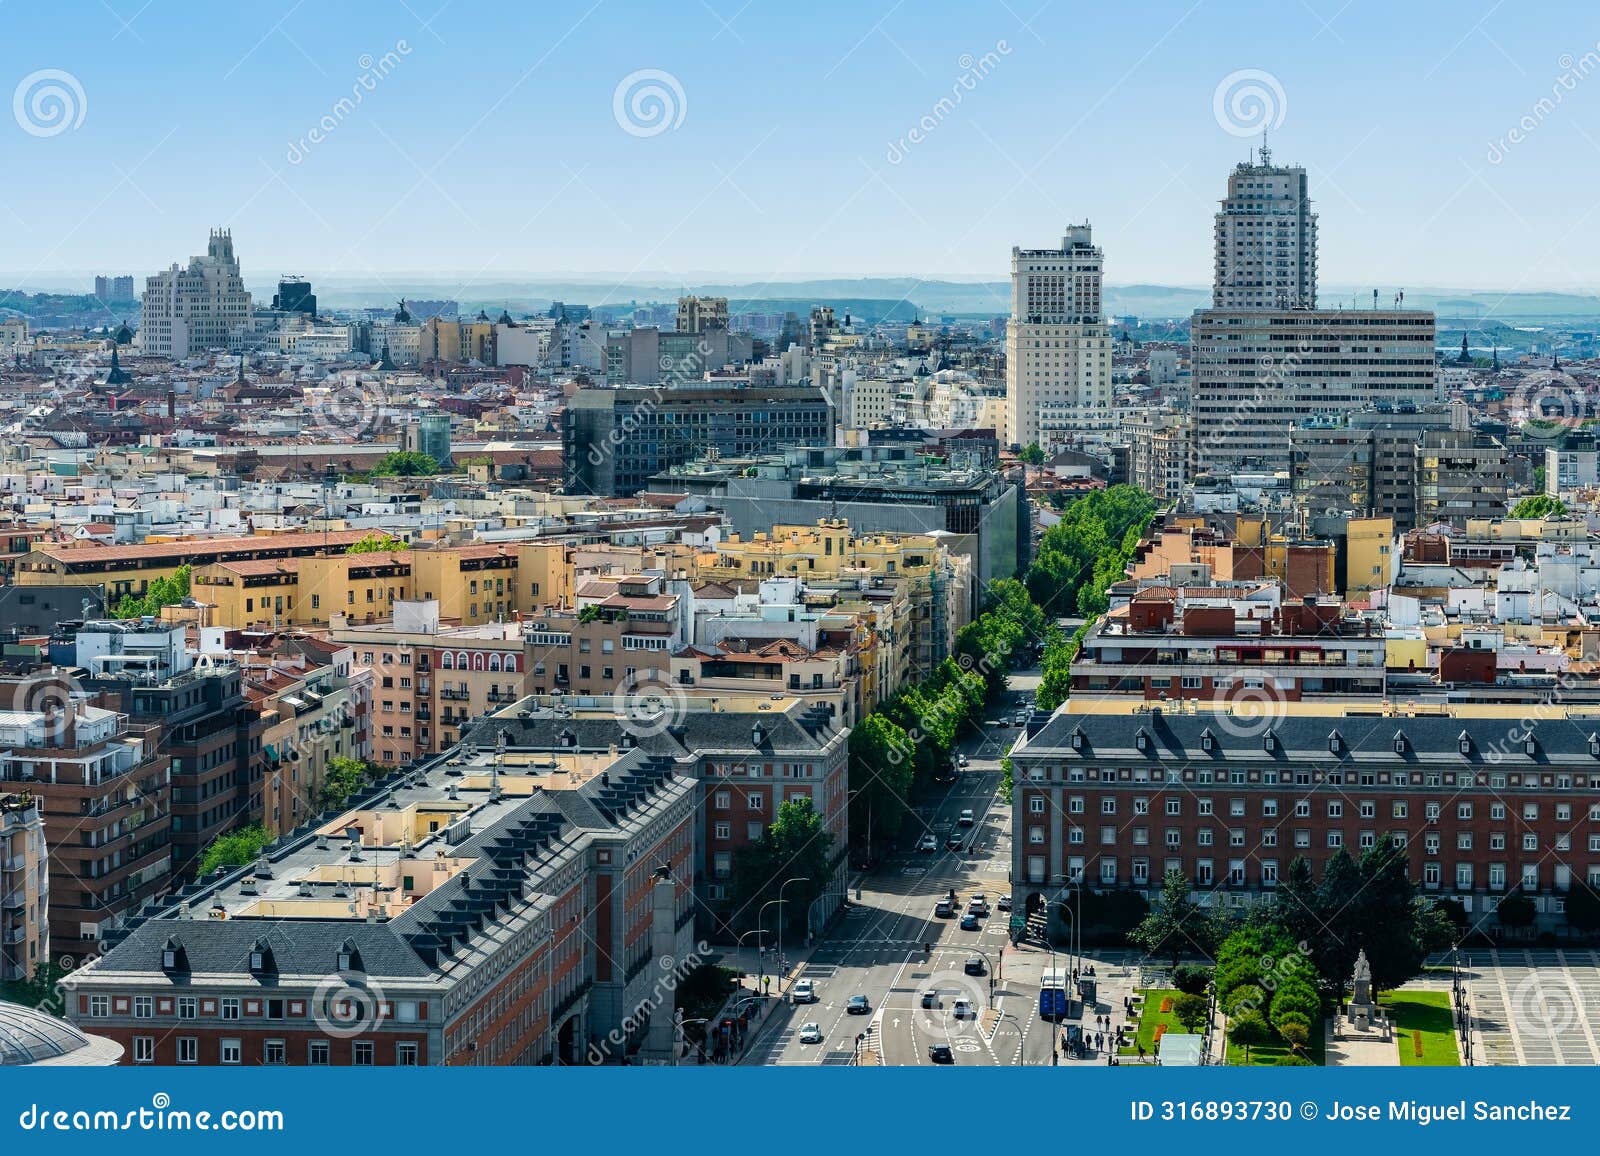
959, 913, 980, 931
920, 989, 939, 1009
927, 1043, 954, 1064
945, 834, 963, 850
846, 995, 870, 1015
964, 956, 985, 976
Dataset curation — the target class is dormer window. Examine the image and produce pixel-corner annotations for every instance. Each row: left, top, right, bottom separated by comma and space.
1457, 732, 1471, 756
1393, 732, 1408, 755
1135, 730, 1149, 752
1589, 733, 1600, 758
160, 937, 187, 973
248, 938, 276, 976
1070, 727, 1085, 751
1199, 729, 1214, 753
337, 939, 363, 974
1327, 731, 1341, 755
1524, 736, 1538, 757
1263, 732, 1276, 753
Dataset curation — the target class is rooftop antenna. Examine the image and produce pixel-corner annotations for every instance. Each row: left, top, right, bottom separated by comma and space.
490, 728, 505, 802
1259, 128, 1271, 167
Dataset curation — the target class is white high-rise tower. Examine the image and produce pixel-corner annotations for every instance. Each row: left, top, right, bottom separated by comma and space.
1212, 146, 1317, 310
1005, 223, 1111, 450
140, 228, 253, 358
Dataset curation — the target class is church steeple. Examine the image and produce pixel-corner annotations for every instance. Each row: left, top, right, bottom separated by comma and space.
236, 352, 247, 385
103, 345, 131, 387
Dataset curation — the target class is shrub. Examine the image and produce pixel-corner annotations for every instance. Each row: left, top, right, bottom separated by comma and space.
1275, 1054, 1315, 1066
1173, 993, 1210, 1033
1172, 964, 1212, 996
1278, 1018, 1311, 1052
1270, 981, 1320, 1027
1222, 984, 1265, 1018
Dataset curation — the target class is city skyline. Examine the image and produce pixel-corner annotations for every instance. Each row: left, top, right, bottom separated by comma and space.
4, 1, 1600, 293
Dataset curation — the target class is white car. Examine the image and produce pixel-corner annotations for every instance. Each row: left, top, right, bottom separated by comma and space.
917, 834, 938, 852
791, 979, 817, 1004
799, 1022, 823, 1044
952, 999, 974, 1019
958, 809, 975, 826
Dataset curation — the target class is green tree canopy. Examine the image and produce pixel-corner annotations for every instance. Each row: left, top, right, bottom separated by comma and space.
1130, 869, 1198, 966
346, 533, 406, 553
1510, 493, 1566, 519
370, 451, 439, 477
113, 564, 191, 619
197, 823, 270, 877
728, 798, 835, 939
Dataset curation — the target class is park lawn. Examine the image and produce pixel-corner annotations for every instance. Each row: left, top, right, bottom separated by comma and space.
1385, 990, 1459, 1067
1226, 1026, 1326, 1067
1120, 989, 1183, 1057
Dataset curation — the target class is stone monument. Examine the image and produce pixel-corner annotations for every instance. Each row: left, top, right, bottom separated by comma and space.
1344, 948, 1381, 1035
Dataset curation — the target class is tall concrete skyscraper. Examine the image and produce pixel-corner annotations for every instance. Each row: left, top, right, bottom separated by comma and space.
1191, 152, 1436, 473
1212, 146, 1318, 310
140, 229, 253, 358
1005, 223, 1112, 450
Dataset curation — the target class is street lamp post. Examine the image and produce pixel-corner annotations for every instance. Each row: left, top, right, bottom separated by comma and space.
737, 927, 769, 991
775, 877, 807, 997
757, 900, 785, 995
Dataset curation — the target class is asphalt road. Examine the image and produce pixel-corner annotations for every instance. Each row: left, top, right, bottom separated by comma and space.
742, 683, 1066, 1067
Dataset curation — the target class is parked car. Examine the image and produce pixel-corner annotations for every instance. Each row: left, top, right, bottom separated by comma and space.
917, 834, 938, 852
997, 895, 1012, 912
964, 956, 985, 976
791, 980, 817, 1005
799, 1022, 823, 1044
847, 995, 871, 1015
952, 999, 974, 1019
959, 913, 980, 931
958, 809, 975, 827
921, 989, 940, 1009
928, 1043, 954, 1063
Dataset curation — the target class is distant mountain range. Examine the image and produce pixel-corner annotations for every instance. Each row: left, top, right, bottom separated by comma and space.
8, 274, 1600, 328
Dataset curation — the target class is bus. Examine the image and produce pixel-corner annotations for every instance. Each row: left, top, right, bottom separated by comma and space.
1039, 970, 1068, 1020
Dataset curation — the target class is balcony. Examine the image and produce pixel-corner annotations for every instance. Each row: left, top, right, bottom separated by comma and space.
440, 688, 469, 701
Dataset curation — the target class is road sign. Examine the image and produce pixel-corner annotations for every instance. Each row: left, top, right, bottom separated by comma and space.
1009, 914, 1026, 931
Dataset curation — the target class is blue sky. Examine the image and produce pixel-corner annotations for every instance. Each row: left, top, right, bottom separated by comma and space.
5, 0, 1600, 291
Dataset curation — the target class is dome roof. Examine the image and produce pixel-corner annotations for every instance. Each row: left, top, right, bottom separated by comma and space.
0, 1001, 123, 1066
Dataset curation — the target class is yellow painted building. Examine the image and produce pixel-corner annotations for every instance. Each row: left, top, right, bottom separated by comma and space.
1343, 516, 1394, 598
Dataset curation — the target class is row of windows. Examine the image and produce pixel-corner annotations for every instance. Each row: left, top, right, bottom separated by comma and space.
1031, 793, 1589, 822
131, 1036, 416, 1066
